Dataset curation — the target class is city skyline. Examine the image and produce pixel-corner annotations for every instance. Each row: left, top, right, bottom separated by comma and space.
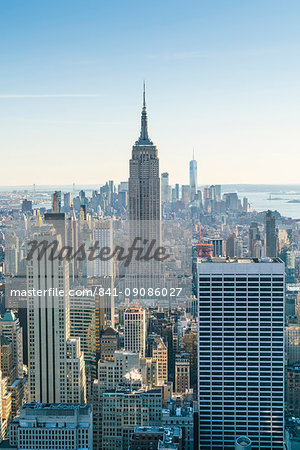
1, 2, 300, 449
1, 1, 300, 185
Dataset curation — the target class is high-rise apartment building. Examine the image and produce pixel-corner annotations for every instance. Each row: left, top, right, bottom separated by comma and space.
265, 210, 277, 257
197, 257, 285, 449
124, 307, 146, 356
27, 229, 86, 404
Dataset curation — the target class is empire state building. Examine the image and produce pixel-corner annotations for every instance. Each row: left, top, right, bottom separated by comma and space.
129, 83, 160, 222
127, 84, 161, 293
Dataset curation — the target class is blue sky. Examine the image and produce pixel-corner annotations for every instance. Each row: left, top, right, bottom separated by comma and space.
0, 0, 300, 186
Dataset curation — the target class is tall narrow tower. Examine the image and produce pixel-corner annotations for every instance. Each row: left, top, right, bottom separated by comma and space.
265, 210, 277, 257
127, 84, 161, 294
129, 83, 160, 222
189, 150, 197, 200
124, 306, 146, 356
27, 229, 86, 404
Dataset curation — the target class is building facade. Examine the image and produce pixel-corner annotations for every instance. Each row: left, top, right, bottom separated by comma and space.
197, 257, 285, 449
27, 229, 86, 404
124, 307, 146, 356
9, 402, 93, 450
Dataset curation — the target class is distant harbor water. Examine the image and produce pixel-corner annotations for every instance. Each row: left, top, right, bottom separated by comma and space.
223, 185, 300, 220
0, 184, 300, 220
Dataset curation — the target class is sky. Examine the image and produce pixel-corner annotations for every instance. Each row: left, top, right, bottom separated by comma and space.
0, 0, 300, 186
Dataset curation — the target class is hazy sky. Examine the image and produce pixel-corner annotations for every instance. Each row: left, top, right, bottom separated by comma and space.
1, 0, 300, 186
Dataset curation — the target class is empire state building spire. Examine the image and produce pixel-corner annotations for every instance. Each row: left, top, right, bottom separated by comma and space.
136, 82, 153, 145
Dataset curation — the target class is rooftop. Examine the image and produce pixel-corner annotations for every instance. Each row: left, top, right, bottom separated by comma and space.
1, 310, 16, 321
101, 327, 118, 336
20, 402, 91, 411
133, 426, 181, 437
198, 257, 283, 264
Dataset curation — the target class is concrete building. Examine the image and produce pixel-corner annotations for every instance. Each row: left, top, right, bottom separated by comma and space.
9, 402, 93, 450
286, 324, 300, 365
265, 210, 277, 257
207, 238, 224, 258
149, 335, 168, 384
285, 417, 300, 450
92, 350, 157, 450
1, 336, 15, 386
4, 230, 19, 276
286, 364, 300, 417
100, 327, 119, 360
161, 173, 171, 203
197, 257, 285, 449
161, 399, 194, 450
248, 222, 264, 258
0, 311, 23, 380
226, 233, 243, 258
130, 426, 182, 450
101, 388, 162, 449
27, 229, 86, 404
181, 186, 191, 206
175, 353, 190, 394
124, 307, 146, 356
69, 294, 97, 393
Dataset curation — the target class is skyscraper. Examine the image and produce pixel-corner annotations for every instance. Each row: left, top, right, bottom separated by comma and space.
52, 191, 62, 213
161, 172, 170, 203
148, 334, 168, 384
265, 210, 277, 257
129, 83, 160, 223
27, 229, 86, 404
197, 257, 285, 449
128, 84, 161, 292
124, 306, 146, 356
0, 310, 23, 379
88, 219, 115, 328
189, 151, 197, 200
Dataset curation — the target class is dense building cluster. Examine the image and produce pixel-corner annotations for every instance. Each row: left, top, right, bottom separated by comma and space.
0, 88, 299, 450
